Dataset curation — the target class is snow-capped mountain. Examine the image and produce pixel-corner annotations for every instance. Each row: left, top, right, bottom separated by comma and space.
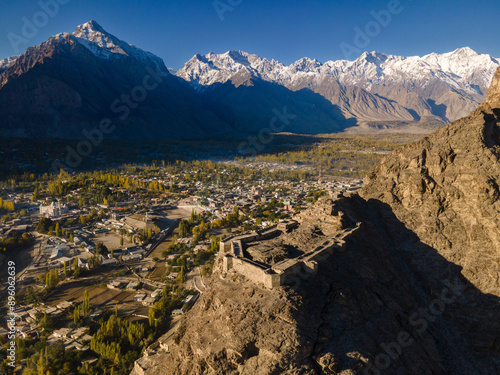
177, 51, 289, 88
0, 56, 19, 73
177, 48, 500, 122
0, 21, 226, 139
72, 20, 168, 74
1, 19, 499, 140
0, 21, 351, 139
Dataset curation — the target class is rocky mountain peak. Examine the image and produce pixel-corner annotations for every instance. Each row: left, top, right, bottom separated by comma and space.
291, 57, 322, 72
73, 20, 128, 57
358, 50, 389, 64
226, 49, 250, 60
450, 46, 479, 57
71, 20, 167, 72
0, 55, 19, 72
73, 19, 106, 35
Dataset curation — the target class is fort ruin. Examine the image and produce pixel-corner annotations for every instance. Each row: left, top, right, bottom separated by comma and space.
218, 219, 354, 289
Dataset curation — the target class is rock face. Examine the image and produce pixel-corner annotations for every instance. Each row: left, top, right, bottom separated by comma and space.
132, 69, 500, 375
361, 67, 500, 296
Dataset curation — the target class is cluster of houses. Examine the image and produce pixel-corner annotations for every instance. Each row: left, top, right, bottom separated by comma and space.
169, 177, 363, 223
121, 166, 363, 229
0, 218, 31, 238
1, 301, 73, 339
44, 241, 147, 271
48, 326, 93, 351
106, 281, 168, 307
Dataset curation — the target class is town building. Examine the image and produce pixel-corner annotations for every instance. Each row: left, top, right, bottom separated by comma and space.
39, 202, 69, 218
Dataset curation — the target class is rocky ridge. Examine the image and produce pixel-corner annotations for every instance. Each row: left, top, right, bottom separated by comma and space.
131, 66, 500, 375
177, 48, 500, 123
360, 66, 500, 296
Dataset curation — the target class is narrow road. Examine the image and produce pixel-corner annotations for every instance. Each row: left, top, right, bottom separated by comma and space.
185, 267, 205, 294
16, 236, 44, 281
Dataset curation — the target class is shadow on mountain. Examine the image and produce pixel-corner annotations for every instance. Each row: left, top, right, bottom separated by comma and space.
200, 75, 357, 136
292, 195, 500, 375
0, 40, 232, 140
426, 99, 449, 122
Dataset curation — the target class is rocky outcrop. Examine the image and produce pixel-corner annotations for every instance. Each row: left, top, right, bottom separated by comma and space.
361, 66, 500, 296
133, 197, 500, 374
132, 68, 500, 375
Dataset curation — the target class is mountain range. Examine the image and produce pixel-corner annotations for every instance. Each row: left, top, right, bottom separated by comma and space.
0, 20, 499, 139
178, 47, 500, 124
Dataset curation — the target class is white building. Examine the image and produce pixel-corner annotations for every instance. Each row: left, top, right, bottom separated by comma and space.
40, 202, 69, 218
151, 289, 163, 299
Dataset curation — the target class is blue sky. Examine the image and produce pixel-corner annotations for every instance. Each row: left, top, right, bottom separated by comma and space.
1, 0, 499, 69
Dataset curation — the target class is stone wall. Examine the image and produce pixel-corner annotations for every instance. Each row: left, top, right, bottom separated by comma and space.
257, 227, 282, 240
231, 240, 243, 257
305, 241, 337, 263
219, 235, 236, 253
219, 226, 281, 256
219, 223, 354, 289
263, 270, 281, 289
232, 257, 270, 286
269, 239, 344, 287
274, 259, 304, 279
222, 254, 233, 273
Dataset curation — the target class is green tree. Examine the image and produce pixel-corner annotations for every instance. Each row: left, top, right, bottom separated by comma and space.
209, 236, 220, 252
148, 308, 155, 327
83, 289, 89, 316
45, 269, 59, 289
33, 187, 41, 201
73, 258, 81, 278
74, 306, 80, 324
176, 267, 185, 283
178, 220, 187, 238
36, 217, 53, 234
95, 242, 108, 256
37, 347, 47, 375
